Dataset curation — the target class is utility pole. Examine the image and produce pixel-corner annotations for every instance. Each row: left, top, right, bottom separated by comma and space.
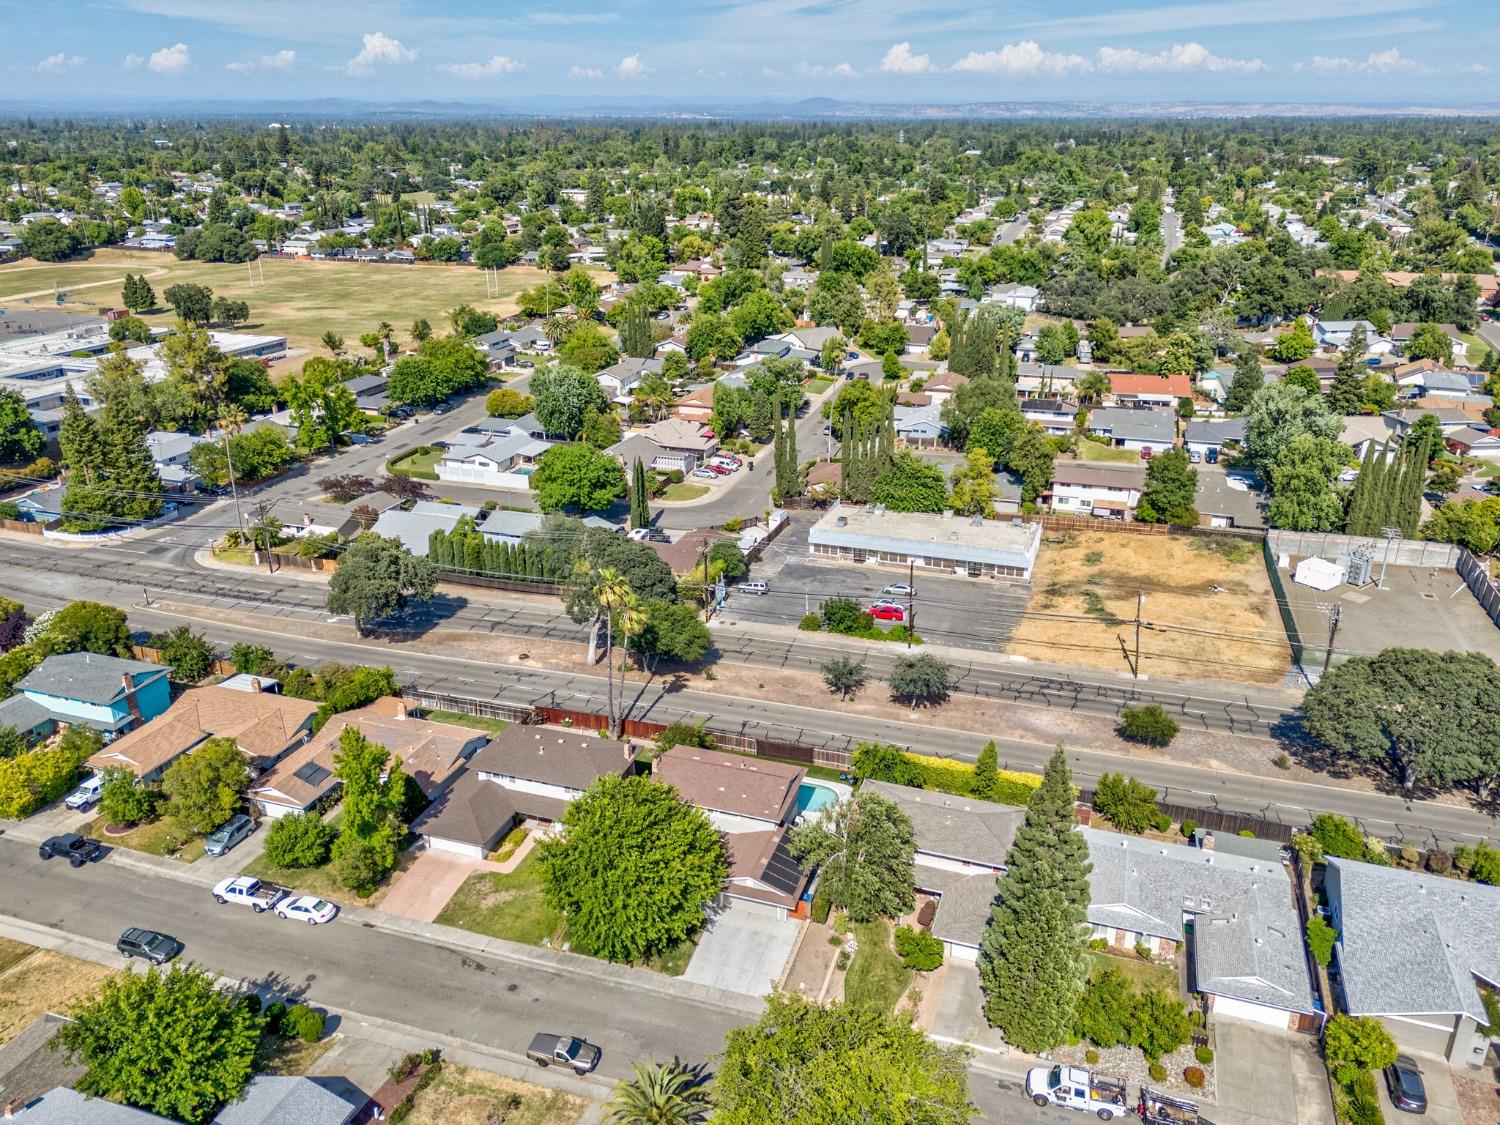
1132, 589, 1145, 682
1377, 527, 1401, 589
906, 559, 916, 649
1321, 603, 1342, 676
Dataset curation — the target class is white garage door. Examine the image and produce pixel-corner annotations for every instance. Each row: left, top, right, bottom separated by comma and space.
1213, 995, 1292, 1030
424, 836, 485, 860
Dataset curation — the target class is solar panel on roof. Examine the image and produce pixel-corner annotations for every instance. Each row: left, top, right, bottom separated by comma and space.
293, 762, 332, 786
761, 834, 808, 897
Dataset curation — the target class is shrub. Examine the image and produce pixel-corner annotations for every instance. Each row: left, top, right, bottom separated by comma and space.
1148, 1063, 1168, 1082
1426, 848, 1453, 875
1195, 1045, 1214, 1065
1324, 1014, 1398, 1071
1084, 1049, 1100, 1064
1127, 989, 1194, 1060
1311, 814, 1378, 863
651, 720, 714, 759
1088, 937, 1107, 952
100, 771, 157, 827
834, 950, 851, 971
1151, 811, 1171, 833
1179, 819, 1199, 839
894, 925, 944, 971
263, 812, 337, 868
1273, 752, 1291, 770
1398, 842, 1420, 869
332, 834, 396, 895
1183, 1066, 1206, 1090
1093, 772, 1161, 834
811, 885, 830, 925
1119, 704, 1180, 746
724, 516, 743, 532
1462, 841, 1500, 885
1134, 942, 1153, 960
798, 613, 823, 631
262, 1000, 287, 1035
283, 1004, 325, 1044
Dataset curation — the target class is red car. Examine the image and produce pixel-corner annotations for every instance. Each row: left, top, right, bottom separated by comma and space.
704, 463, 732, 475
869, 602, 907, 622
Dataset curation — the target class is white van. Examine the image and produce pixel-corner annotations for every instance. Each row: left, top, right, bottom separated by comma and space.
739, 581, 770, 596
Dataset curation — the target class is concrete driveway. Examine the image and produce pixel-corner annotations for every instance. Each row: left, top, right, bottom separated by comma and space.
1376, 1054, 1463, 1125
681, 906, 799, 997
1213, 1020, 1334, 1125
378, 849, 499, 923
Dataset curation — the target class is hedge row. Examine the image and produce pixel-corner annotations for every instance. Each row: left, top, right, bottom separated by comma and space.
905, 752, 1044, 806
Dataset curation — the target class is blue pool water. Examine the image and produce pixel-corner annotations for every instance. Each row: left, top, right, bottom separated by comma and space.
794, 781, 840, 820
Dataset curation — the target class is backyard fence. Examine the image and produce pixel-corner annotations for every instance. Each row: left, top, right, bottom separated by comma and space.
1266, 529, 1462, 569
1456, 548, 1500, 629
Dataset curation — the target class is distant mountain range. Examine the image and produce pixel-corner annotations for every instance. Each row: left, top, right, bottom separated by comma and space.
2, 96, 1497, 121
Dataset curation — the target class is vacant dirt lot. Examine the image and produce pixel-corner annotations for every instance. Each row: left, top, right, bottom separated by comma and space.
0, 249, 591, 351
0, 948, 113, 1044
1007, 530, 1290, 683
404, 1064, 585, 1125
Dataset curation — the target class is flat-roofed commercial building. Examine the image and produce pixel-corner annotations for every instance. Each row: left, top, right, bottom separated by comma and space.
808, 502, 1042, 580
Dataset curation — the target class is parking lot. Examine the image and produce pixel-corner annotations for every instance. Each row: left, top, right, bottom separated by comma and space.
726, 514, 1034, 652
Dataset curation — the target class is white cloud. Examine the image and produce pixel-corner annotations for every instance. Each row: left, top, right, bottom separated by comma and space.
568, 65, 604, 80
880, 42, 936, 75
616, 54, 652, 80
794, 61, 857, 79
345, 32, 416, 76
1095, 41, 1265, 74
37, 53, 84, 73
1299, 47, 1427, 74
952, 41, 1091, 77
445, 55, 526, 80
147, 43, 191, 75
123, 53, 144, 70
227, 49, 296, 73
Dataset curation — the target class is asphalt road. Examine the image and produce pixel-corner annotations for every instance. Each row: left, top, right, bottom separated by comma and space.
1160, 206, 1183, 265
996, 215, 1032, 246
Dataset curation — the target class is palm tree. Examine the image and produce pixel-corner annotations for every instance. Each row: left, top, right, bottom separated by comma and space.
605, 1062, 709, 1125
543, 315, 567, 347
595, 568, 645, 738
1076, 369, 1110, 405
215, 403, 248, 534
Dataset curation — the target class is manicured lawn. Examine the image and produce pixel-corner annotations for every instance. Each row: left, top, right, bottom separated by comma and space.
1077, 442, 1147, 464
435, 851, 563, 947
424, 709, 510, 736
806, 375, 836, 394
1458, 332, 1493, 367
660, 482, 709, 501
1089, 949, 1179, 993
389, 447, 445, 476
241, 853, 364, 905
844, 919, 911, 1015
213, 546, 256, 566
85, 816, 205, 863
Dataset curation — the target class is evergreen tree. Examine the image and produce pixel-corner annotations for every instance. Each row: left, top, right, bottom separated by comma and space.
775, 407, 801, 499
1328, 324, 1368, 416
103, 400, 165, 522
1224, 349, 1264, 413
1394, 451, 1424, 535
59, 388, 105, 485
629, 458, 650, 530
1345, 442, 1379, 536
979, 745, 1092, 1052
619, 300, 654, 359
972, 740, 999, 801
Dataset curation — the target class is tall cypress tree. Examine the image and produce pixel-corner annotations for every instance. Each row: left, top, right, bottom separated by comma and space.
629, 458, 650, 530
979, 745, 1092, 1052
1345, 442, 1379, 535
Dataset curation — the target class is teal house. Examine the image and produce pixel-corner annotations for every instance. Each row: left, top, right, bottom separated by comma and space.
3, 652, 172, 740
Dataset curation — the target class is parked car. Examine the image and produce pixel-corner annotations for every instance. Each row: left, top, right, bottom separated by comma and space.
1188, 450, 1202, 464
882, 583, 914, 597
739, 580, 770, 595
39, 833, 104, 867
64, 773, 106, 811
275, 896, 339, 925
704, 463, 731, 476
1026, 1065, 1129, 1119
117, 927, 182, 964
869, 601, 907, 622
1139, 446, 1153, 460
691, 468, 718, 480
1383, 1056, 1428, 1114
432, 402, 453, 415
212, 876, 288, 913
203, 814, 255, 858
527, 1033, 601, 1075
711, 454, 742, 468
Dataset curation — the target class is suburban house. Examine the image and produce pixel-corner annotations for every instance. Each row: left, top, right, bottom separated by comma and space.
1445, 426, 1500, 461
247, 698, 488, 819
920, 371, 969, 403
1313, 320, 1380, 350
595, 357, 663, 402
269, 499, 365, 539
905, 324, 938, 354
1048, 462, 1148, 520
1086, 407, 1177, 451
862, 779, 1025, 962
14, 1076, 363, 1125
434, 433, 550, 489
606, 433, 686, 475
985, 282, 1040, 313
673, 385, 715, 424
1389, 323, 1469, 364
1184, 417, 1248, 460
640, 418, 717, 467
776, 326, 843, 353
507, 326, 551, 353
85, 685, 318, 782
143, 430, 202, 492
1383, 406, 1484, 435
1325, 856, 1500, 1066
343, 373, 391, 413
893, 402, 946, 444
1014, 364, 1078, 396
1084, 827, 1319, 1031
1020, 397, 1080, 436
470, 329, 518, 368
1340, 415, 1399, 460
412, 726, 634, 858
653, 745, 811, 920
808, 502, 1042, 580
1396, 365, 1475, 399
1108, 373, 1193, 408
4, 653, 171, 741
370, 501, 483, 557
646, 528, 726, 575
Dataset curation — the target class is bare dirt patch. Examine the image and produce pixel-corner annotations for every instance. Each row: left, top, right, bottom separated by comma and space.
403, 1063, 586, 1125
1455, 1071, 1500, 1125
0, 950, 114, 1044
1007, 532, 1289, 684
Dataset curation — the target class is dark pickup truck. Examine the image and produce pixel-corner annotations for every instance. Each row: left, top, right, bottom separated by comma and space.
39, 833, 104, 867
526, 1033, 601, 1075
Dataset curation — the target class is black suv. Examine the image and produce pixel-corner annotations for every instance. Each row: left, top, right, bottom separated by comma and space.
38, 833, 104, 867
116, 928, 182, 965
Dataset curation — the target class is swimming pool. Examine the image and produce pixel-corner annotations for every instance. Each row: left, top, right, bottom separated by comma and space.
793, 780, 841, 820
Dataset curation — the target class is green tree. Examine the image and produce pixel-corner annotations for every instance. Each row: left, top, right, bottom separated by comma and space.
1270, 319, 1316, 362
1324, 1015, 1399, 1071
889, 653, 954, 707
972, 740, 1000, 800
486, 387, 534, 418
559, 321, 620, 373
871, 451, 948, 513
1073, 966, 1133, 1048
1119, 704, 1180, 746
1127, 989, 1194, 1061
1008, 425, 1057, 504
948, 446, 997, 517
618, 300, 655, 359
20, 217, 84, 261
979, 745, 1092, 1052
100, 770, 156, 827
56, 963, 263, 1125
605, 1061, 710, 1125
1301, 648, 1500, 793
163, 283, 214, 325
1092, 772, 1161, 833
1406, 323, 1454, 365
1246, 381, 1341, 476
1267, 434, 1348, 532
333, 725, 408, 844
821, 655, 868, 700
150, 625, 217, 682
161, 737, 250, 834
325, 532, 438, 633
531, 442, 627, 512
629, 457, 651, 530
1329, 324, 1369, 416
0, 387, 43, 465
629, 601, 711, 672
539, 775, 726, 963
790, 789, 915, 922
714, 994, 970, 1125
1136, 450, 1198, 525
1224, 348, 1265, 413
580, 407, 623, 450
1306, 915, 1337, 967
531, 363, 610, 437
30, 600, 131, 657
262, 811, 336, 868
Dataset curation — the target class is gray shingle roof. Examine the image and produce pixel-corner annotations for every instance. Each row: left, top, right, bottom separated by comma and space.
213, 1076, 361, 1125
863, 780, 1025, 868
471, 726, 633, 791
1185, 417, 1247, 444
1327, 857, 1500, 1022
1084, 828, 1314, 1015
916, 863, 998, 949
10, 1086, 172, 1124
1087, 407, 1177, 444
0, 692, 53, 734
17, 653, 167, 706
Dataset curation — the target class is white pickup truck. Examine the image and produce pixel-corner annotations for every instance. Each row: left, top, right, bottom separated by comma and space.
1026, 1065, 1131, 1120
212, 876, 288, 914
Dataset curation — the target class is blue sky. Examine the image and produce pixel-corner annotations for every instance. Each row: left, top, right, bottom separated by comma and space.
5, 0, 1494, 104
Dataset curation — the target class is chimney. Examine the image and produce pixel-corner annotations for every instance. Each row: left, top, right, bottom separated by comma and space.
6, 1097, 26, 1119
121, 674, 142, 722
249, 677, 262, 693
1202, 831, 1215, 851
394, 698, 407, 719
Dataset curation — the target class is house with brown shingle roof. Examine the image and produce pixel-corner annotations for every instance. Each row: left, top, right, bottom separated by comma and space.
247, 697, 488, 819
86, 685, 318, 781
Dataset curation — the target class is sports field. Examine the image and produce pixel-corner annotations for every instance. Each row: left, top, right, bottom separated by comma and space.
0, 249, 586, 351
1006, 529, 1290, 683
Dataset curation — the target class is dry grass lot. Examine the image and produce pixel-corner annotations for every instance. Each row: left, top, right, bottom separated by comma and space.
0, 947, 113, 1044
1007, 531, 1289, 683
403, 1063, 585, 1125
0, 249, 585, 351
